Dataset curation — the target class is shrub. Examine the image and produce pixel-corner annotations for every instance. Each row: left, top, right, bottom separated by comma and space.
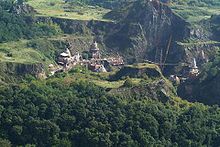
123, 77, 133, 87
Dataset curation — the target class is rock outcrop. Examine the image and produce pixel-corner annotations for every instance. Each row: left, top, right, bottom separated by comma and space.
111, 63, 162, 80
25, 0, 219, 75
10, 3, 36, 15
110, 78, 175, 103
209, 15, 220, 41
0, 62, 45, 83
109, 64, 176, 103
102, 0, 220, 74
177, 74, 220, 105
103, 0, 190, 64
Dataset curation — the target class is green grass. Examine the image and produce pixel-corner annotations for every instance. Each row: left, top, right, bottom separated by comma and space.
27, 0, 111, 21
126, 63, 159, 69
91, 79, 124, 89
0, 33, 94, 64
171, 5, 220, 23
26, 0, 220, 23
57, 71, 123, 89
0, 40, 49, 64
92, 78, 142, 89
176, 40, 220, 47
126, 63, 161, 73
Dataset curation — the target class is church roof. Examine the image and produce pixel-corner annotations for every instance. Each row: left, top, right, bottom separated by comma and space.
60, 52, 69, 57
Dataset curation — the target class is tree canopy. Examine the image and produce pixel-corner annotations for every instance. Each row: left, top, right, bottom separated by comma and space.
1, 78, 220, 146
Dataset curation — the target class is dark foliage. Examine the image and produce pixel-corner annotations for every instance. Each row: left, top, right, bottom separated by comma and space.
0, 1, 61, 43
0, 79, 220, 146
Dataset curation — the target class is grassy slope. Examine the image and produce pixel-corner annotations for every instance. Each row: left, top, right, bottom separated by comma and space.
0, 40, 49, 64
176, 40, 220, 47
53, 66, 190, 108
0, 33, 94, 65
4, 0, 218, 77
27, 0, 220, 23
27, 0, 111, 21
170, 4, 220, 23
53, 68, 141, 89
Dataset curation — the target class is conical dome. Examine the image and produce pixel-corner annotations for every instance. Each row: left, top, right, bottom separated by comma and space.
90, 41, 99, 51
65, 48, 71, 57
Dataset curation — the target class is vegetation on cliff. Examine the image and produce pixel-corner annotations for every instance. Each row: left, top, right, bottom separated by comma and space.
27, 0, 111, 21
178, 49, 220, 105
0, 1, 61, 43
1, 0, 220, 146
1, 68, 220, 146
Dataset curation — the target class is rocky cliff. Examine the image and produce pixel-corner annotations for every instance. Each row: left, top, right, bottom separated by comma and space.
111, 63, 162, 80
102, 0, 190, 64
0, 62, 45, 84
10, 3, 36, 15
209, 15, 220, 41
22, 0, 220, 75
33, 0, 190, 67
102, 0, 220, 74
109, 63, 177, 103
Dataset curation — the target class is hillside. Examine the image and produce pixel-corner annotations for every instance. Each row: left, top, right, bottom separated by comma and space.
1, 0, 220, 146
169, 0, 220, 23
177, 15, 220, 105
27, 0, 111, 21
0, 64, 217, 147
26, 0, 220, 23
178, 49, 220, 105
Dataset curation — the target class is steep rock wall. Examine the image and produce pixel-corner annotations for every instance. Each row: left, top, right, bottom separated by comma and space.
32, 3, 219, 75
103, 0, 190, 64
0, 62, 45, 83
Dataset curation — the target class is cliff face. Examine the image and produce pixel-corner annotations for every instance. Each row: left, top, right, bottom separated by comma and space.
177, 73, 220, 105
109, 63, 176, 102
103, 0, 190, 63
209, 15, 220, 41
10, 4, 36, 15
26, 1, 219, 75
35, 0, 191, 66
169, 42, 219, 74
51, 18, 90, 34
111, 63, 162, 80
0, 62, 45, 84
32, 2, 191, 69
101, 0, 219, 74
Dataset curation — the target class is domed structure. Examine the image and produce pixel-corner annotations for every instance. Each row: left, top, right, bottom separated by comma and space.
65, 48, 72, 57
58, 47, 72, 65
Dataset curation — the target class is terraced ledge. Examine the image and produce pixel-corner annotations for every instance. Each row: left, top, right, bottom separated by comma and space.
27, 0, 111, 21
0, 40, 45, 64
176, 40, 220, 47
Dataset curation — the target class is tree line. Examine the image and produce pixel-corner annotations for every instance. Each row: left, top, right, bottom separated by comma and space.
1, 78, 220, 146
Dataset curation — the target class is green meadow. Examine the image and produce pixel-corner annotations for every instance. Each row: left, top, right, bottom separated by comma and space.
27, 0, 111, 21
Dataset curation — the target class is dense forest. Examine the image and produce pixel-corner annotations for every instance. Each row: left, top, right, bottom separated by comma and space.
0, 0, 220, 146
1, 76, 220, 146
